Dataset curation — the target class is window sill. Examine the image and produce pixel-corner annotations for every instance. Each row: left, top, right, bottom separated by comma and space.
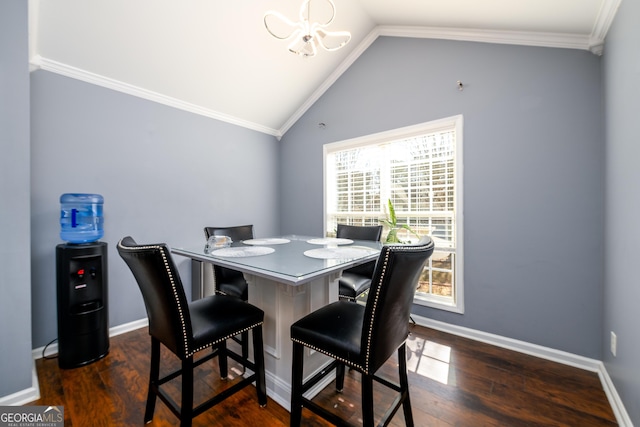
413, 295, 464, 314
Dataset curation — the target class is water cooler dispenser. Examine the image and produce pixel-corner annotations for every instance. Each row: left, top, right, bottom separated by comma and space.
56, 194, 109, 369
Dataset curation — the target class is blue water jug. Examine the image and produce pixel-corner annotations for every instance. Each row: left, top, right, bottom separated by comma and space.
60, 193, 104, 243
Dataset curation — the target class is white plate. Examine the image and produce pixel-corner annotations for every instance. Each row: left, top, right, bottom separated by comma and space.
211, 246, 275, 257
243, 238, 291, 245
306, 238, 354, 245
304, 246, 378, 260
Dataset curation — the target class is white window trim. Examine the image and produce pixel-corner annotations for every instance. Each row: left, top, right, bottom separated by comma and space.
323, 115, 464, 314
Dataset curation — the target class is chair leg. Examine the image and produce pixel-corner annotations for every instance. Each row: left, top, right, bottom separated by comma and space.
241, 330, 249, 362
361, 374, 374, 426
218, 341, 228, 379
335, 363, 345, 392
180, 357, 194, 427
236, 330, 249, 374
290, 342, 304, 427
398, 344, 414, 427
252, 326, 267, 407
144, 338, 160, 423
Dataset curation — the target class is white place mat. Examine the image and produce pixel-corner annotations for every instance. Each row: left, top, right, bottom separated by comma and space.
306, 238, 354, 245
243, 238, 291, 245
211, 246, 275, 257
304, 246, 378, 260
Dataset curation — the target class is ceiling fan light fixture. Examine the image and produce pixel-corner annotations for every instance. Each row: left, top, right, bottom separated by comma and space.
265, 0, 351, 57
288, 33, 318, 57
264, 10, 300, 40
314, 27, 351, 51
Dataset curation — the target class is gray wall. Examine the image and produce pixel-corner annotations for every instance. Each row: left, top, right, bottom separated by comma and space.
603, 0, 640, 423
30, 71, 281, 348
4, 5, 636, 418
0, 0, 33, 398
279, 37, 605, 359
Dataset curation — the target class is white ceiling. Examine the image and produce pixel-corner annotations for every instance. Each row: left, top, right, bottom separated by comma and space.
29, 0, 620, 138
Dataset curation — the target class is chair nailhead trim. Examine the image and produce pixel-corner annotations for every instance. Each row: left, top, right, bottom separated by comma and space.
291, 337, 364, 372
119, 240, 264, 360
158, 246, 191, 358
361, 248, 390, 374
118, 241, 197, 358
297, 248, 395, 373
188, 321, 263, 357
302, 243, 429, 374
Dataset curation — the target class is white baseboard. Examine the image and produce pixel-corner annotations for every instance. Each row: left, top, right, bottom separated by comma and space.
597, 362, 634, 427
0, 363, 41, 406
31, 318, 149, 361
105, 318, 149, 339
6, 316, 632, 426
412, 315, 633, 427
0, 319, 149, 407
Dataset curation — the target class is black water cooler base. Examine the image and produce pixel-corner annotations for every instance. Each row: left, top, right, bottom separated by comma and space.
56, 242, 109, 369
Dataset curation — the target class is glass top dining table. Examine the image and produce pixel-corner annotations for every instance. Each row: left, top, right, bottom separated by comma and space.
171, 234, 382, 286
171, 234, 383, 410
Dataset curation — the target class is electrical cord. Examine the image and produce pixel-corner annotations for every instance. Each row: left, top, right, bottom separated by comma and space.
42, 337, 58, 360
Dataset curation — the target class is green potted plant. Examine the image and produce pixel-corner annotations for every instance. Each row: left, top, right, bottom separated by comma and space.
379, 199, 420, 243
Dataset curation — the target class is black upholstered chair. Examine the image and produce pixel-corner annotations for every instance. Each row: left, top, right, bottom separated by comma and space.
203, 225, 254, 300
336, 224, 383, 302
290, 237, 435, 427
203, 225, 254, 363
117, 236, 266, 427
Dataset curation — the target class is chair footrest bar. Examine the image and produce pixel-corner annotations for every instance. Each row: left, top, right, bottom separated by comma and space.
192, 374, 257, 417
226, 348, 256, 372
301, 398, 352, 427
373, 374, 402, 393
301, 360, 340, 395
379, 393, 405, 427
156, 349, 220, 387
155, 388, 182, 419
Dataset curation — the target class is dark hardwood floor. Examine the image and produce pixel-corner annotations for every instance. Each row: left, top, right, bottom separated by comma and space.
28, 324, 617, 426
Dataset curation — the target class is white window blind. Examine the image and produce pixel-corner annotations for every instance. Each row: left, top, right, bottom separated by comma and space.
324, 116, 464, 313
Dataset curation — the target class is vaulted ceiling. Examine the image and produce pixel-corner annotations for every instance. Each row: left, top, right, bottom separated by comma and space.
28, 0, 620, 138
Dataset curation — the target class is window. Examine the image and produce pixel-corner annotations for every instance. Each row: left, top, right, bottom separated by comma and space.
324, 116, 464, 313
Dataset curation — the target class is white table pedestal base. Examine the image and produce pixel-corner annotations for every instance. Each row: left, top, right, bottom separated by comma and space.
245, 272, 341, 410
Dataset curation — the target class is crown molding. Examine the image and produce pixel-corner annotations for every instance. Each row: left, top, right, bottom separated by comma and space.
278, 23, 602, 136
378, 25, 593, 50
278, 28, 381, 136
29, 55, 281, 138
589, 0, 623, 55
30, 4, 622, 140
